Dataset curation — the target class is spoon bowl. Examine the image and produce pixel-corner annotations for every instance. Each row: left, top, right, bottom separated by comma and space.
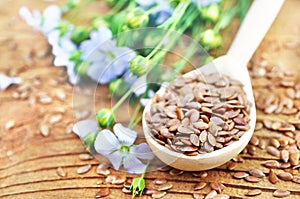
142, 0, 284, 171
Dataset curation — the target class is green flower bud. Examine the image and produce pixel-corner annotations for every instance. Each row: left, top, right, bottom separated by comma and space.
130, 177, 146, 198
201, 3, 220, 23
96, 108, 115, 128
129, 55, 149, 77
109, 78, 129, 98
200, 29, 222, 50
71, 26, 89, 44
83, 131, 98, 154
126, 8, 149, 28
91, 16, 108, 30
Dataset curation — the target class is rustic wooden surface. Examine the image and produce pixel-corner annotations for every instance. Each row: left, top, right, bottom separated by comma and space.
1, 0, 300, 198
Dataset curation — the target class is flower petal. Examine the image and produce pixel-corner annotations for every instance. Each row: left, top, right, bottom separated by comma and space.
113, 123, 137, 145
106, 151, 123, 170
131, 75, 147, 96
123, 155, 147, 174
72, 119, 98, 138
94, 129, 119, 155
131, 143, 154, 160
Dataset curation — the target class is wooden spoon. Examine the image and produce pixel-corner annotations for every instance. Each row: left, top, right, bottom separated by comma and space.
142, 0, 284, 171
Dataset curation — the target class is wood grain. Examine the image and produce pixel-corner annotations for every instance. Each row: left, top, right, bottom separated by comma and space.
1, 0, 300, 198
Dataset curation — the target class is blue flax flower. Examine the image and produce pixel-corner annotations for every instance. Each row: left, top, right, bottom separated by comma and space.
94, 123, 154, 174
80, 27, 136, 84
19, 5, 61, 35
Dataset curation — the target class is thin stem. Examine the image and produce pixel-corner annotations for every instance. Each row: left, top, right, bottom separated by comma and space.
131, 115, 143, 129
128, 103, 142, 129
111, 88, 133, 112
145, 1, 191, 60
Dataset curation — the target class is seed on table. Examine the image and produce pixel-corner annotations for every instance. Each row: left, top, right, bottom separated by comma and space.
247, 145, 256, 155
56, 167, 67, 177
210, 182, 223, 193
227, 161, 237, 170
79, 153, 94, 161
122, 187, 131, 194
152, 191, 167, 199
263, 160, 280, 169
250, 136, 259, 146
280, 150, 289, 163
273, 190, 290, 198
269, 169, 278, 184
77, 164, 92, 174
213, 194, 230, 199
255, 122, 263, 130
205, 190, 218, 199
194, 182, 207, 190
96, 163, 110, 176
245, 176, 261, 183
153, 178, 167, 185
112, 176, 126, 185
95, 188, 110, 198
193, 193, 205, 199
233, 172, 249, 179
279, 137, 289, 148
267, 146, 280, 157
40, 124, 50, 137
193, 122, 209, 130
4, 120, 15, 131
249, 169, 265, 178
280, 162, 291, 169
245, 189, 262, 196
292, 175, 300, 184
169, 168, 184, 176
258, 139, 267, 149
289, 148, 300, 166
157, 183, 173, 191
277, 172, 293, 181
270, 138, 281, 148
49, 114, 62, 124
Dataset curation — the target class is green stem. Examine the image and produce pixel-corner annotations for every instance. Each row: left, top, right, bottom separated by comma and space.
111, 88, 133, 112
145, 1, 191, 60
128, 103, 142, 129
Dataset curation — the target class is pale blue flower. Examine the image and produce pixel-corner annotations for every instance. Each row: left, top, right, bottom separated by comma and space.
82, 29, 136, 84
0, 74, 22, 90
73, 119, 99, 138
48, 25, 79, 84
136, 0, 173, 25
19, 5, 61, 35
123, 72, 147, 96
94, 123, 154, 174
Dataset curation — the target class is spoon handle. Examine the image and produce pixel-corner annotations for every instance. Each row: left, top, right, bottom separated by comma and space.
227, 0, 284, 66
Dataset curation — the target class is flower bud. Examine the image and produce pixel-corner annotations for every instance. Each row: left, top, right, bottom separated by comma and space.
109, 78, 129, 98
200, 29, 222, 50
75, 61, 90, 76
96, 108, 115, 128
129, 55, 149, 77
71, 26, 89, 44
126, 8, 149, 28
201, 3, 220, 23
91, 16, 108, 30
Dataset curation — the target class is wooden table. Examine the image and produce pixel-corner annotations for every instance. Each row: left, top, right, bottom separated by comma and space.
1, 0, 300, 198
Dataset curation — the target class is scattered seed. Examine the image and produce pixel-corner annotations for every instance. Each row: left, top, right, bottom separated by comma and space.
205, 190, 218, 199
112, 176, 126, 185
194, 182, 207, 190
267, 146, 280, 157
250, 136, 259, 146
245, 189, 262, 196
152, 191, 167, 198
96, 163, 110, 176
227, 161, 238, 170
4, 120, 15, 130
79, 153, 93, 161
193, 193, 205, 199
95, 188, 110, 198
280, 150, 289, 163
56, 167, 66, 177
169, 168, 184, 176
213, 194, 230, 199
292, 175, 300, 184
233, 172, 249, 179
269, 169, 278, 184
40, 124, 50, 137
55, 89, 66, 101
77, 164, 92, 174
210, 182, 223, 193
289, 148, 300, 166
273, 190, 290, 198
270, 138, 281, 148
263, 160, 280, 168
122, 187, 132, 194
105, 175, 116, 184
157, 183, 173, 191
277, 172, 293, 181
49, 114, 62, 124
249, 169, 265, 178
153, 178, 167, 185
245, 176, 261, 183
